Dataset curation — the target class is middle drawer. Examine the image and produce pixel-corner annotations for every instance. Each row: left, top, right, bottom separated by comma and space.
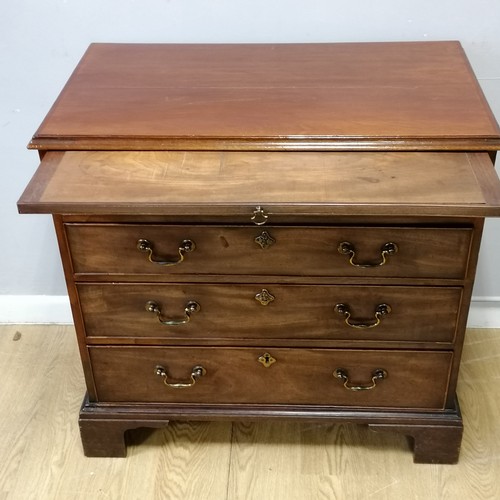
78, 283, 462, 343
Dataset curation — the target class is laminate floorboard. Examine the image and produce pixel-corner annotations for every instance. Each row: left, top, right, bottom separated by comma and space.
0, 325, 499, 499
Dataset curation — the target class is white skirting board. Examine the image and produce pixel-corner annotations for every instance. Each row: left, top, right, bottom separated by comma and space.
466, 297, 500, 328
0, 295, 500, 327
0, 295, 73, 324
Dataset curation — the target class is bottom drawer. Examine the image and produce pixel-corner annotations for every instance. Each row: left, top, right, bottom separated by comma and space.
89, 347, 453, 409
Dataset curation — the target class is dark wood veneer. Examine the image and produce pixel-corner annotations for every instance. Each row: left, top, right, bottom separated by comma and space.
77, 283, 462, 343
31, 43, 500, 150
65, 224, 473, 279
18, 42, 500, 463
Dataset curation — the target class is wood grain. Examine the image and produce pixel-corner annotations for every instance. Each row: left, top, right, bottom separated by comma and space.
29, 42, 500, 151
1, 326, 498, 499
65, 224, 473, 279
15, 40, 500, 471
77, 283, 462, 344
18, 151, 500, 217
88, 346, 453, 408
0, 325, 231, 500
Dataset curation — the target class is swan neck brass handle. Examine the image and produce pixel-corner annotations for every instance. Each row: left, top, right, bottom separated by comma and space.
146, 300, 200, 326
334, 368, 387, 391
137, 239, 195, 266
338, 241, 398, 267
334, 303, 391, 329
155, 365, 206, 388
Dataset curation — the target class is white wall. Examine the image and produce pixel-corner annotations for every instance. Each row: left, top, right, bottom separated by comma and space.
1, 0, 500, 323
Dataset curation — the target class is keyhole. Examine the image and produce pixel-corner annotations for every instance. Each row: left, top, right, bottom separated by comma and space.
258, 352, 276, 368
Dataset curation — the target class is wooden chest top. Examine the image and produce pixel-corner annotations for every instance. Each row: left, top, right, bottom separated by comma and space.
30, 41, 500, 151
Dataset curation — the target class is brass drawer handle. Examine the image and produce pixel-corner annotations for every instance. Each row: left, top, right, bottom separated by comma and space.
137, 238, 195, 266
146, 300, 200, 326
251, 206, 269, 225
155, 365, 206, 388
338, 241, 398, 267
334, 368, 387, 391
334, 303, 391, 329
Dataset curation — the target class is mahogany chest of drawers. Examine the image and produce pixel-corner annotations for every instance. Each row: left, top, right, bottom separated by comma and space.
18, 42, 500, 463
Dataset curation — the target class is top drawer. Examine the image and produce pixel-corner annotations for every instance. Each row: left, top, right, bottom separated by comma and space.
65, 224, 472, 279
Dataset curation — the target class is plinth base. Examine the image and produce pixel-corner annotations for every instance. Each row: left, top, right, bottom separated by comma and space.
79, 395, 463, 463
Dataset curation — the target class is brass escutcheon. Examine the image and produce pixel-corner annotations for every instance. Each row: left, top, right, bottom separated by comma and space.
254, 230, 276, 249
255, 289, 275, 306
258, 352, 276, 368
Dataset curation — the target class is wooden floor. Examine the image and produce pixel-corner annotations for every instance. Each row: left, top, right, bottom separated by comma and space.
0, 326, 499, 499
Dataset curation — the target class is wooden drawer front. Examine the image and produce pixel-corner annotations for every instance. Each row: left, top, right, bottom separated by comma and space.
78, 284, 462, 343
89, 347, 452, 409
66, 224, 472, 279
